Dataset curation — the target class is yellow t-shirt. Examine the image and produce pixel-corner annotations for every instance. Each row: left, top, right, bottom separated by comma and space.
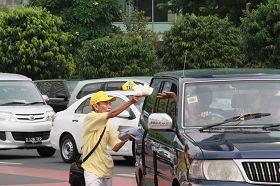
82, 111, 121, 178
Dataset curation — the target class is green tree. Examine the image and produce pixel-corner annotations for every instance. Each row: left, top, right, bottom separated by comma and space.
158, 0, 265, 25
162, 14, 243, 70
76, 34, 160, 79
241, 0, 280, 68
0, 7, 75, 79
31, 0, 122, 41
0, 4, 9, 12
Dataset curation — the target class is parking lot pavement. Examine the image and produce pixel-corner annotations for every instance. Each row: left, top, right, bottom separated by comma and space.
0, 165, 136, 186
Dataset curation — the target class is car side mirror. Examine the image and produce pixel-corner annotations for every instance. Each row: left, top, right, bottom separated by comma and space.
148, 113, 173, 130
42, 95, 49, 102
56, 93, 67, 100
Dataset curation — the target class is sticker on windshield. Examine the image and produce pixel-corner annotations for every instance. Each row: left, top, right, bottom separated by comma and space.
187, 96, 198, 104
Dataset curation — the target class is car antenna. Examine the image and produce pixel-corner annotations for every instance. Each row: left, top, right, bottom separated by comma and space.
182, 50, 187, 77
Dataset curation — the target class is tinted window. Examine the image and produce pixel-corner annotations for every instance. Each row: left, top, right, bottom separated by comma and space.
77, 83, 103, 99
52, 81, 67, 98
35, 81, 52, 97
105, 82, 124, 91
142, 79, 161, 114
156, 81, 177, 122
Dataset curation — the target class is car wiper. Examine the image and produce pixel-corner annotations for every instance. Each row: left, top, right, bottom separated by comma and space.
199, 113, 271, 131
263, 123, 280, 130
25, 101, 45, 105
0, 101, 27, 106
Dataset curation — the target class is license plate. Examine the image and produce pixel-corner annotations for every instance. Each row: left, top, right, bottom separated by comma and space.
25, 137, 42, 144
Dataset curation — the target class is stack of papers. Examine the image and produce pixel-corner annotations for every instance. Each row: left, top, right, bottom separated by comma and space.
118, 126, 144, 141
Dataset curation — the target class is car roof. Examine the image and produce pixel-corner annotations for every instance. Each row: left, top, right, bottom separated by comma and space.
154, 68, 280, 80
0, 73, 31, 81
83, 90, 136, 98
33, 79, 80, 82
77, 76, 152, 85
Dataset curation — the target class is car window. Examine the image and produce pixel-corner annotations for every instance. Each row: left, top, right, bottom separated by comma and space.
77, 83, 103, 99
156, 81, 177, 122
142, 79, 161, 114
111, 97, 129, 111
0, 81, 44, 105
105, 82, 124, 91
127, 96, 145, 112
75, 98, 91, 114
75, 96, 128, 114
184, 80, 280, 127
66, 81, 79, 95
35, 81, 52, 97
52, 81, 67, 98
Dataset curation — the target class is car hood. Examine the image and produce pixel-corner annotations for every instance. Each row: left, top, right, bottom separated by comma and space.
0, 105, 53, 114
186, 130, 280, 159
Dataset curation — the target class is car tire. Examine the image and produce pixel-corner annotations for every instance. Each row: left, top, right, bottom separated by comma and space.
60, 134, 78, 163
37, 147, 56, 157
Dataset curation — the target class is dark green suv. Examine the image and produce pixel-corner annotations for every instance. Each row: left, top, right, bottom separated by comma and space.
135, 68, 280, 186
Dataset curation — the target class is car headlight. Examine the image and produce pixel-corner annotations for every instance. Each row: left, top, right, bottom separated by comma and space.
189, 160, 244, 182
46, 111, 55, 121
0, 111, 16, 121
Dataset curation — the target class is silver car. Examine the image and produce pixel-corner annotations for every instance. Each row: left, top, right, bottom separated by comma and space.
0, 73, 55, 157
68, 76, 151, 106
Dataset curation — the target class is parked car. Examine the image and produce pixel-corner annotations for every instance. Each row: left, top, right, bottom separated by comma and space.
50, 90, 145, 163
67, 76, 151, 106
135, 68, 280, 186
34, 79, 79, 112
0, 73, 56, 157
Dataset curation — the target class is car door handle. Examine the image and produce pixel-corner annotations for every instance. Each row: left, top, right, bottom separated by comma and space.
72, 119, 78, 122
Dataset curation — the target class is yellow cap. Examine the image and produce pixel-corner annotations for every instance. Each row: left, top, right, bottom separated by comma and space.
122, 80, 137, 91
90, 91, 116, 105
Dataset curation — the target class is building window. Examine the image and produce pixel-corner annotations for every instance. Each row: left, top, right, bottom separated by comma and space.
0, 0, 29, 8
136, 0, 168, 22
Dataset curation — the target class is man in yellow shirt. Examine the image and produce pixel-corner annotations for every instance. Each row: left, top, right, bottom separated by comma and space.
82, 91, 141, 186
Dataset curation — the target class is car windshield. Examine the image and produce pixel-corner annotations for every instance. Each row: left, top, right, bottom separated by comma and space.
0, 81, 44, 105
184, 80, 280, 127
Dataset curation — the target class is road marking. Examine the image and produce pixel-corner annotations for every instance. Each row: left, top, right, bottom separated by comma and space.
0, 165, 137, 186
0, 162, 22, 165
116, 173, 135, 178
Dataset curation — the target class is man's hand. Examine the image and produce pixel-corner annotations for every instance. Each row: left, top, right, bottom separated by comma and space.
157, 91, 176, 99
130, 94, 142, 103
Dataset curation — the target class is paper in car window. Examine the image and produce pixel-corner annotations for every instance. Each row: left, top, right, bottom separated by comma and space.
187, 96, 198, 104
122, 80, 137, 91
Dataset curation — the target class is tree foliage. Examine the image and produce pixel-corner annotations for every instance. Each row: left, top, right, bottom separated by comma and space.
0, 7, 75, 79
158, 0, 265, 25
162, 14, 243, 70
76, 34, 160, 79
31, 0, 122, 41
241, 0, 280, 68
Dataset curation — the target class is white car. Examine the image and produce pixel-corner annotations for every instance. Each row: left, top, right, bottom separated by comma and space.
50, 90, 144, 163
0, 73, 56, 157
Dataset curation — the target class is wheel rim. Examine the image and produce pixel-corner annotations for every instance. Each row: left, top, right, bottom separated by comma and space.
62, 139, 74, 160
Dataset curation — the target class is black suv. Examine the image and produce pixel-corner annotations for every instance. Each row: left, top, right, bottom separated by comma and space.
34, 79, 79, 112
135, 68, 280, 185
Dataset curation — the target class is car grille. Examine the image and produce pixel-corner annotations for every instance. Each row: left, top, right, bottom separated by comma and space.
15, 113, 45, 121
242, 161, 280, 183
12, 131, 50, 141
